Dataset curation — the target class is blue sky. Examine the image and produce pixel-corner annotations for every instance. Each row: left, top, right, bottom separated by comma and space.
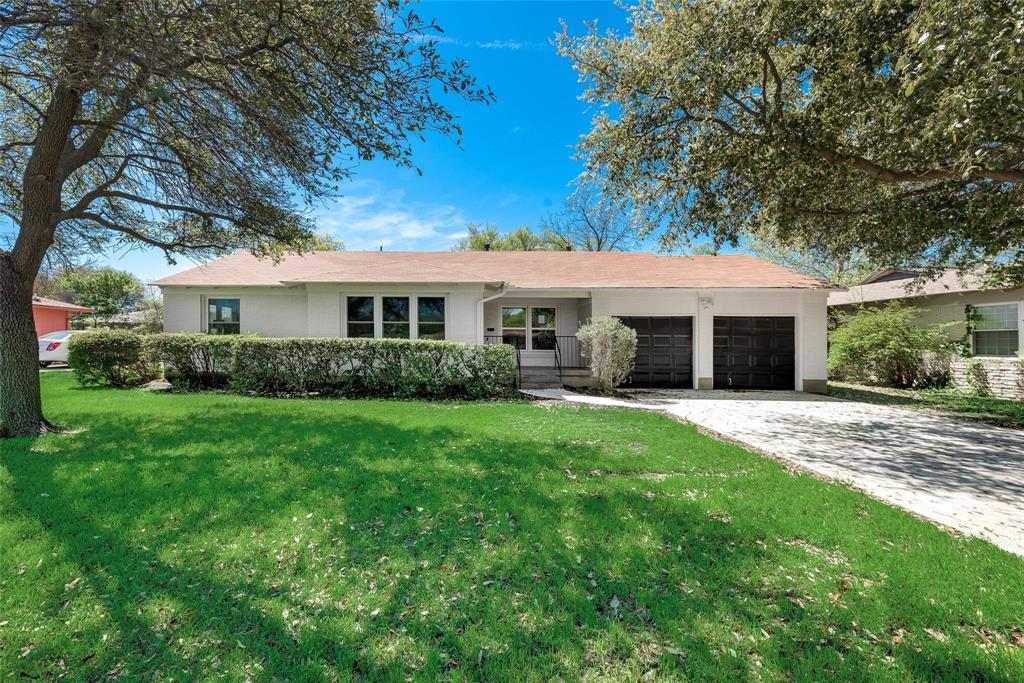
107, 1, 633, 281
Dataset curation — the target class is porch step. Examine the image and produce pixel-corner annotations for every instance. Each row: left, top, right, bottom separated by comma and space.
518, 367, 591, 390
520, 381, 565, 389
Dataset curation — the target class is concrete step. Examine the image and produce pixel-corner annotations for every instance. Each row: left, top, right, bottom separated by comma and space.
520, 381, 565, 389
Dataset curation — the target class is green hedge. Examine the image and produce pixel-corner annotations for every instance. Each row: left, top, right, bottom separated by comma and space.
143, 333, 236, 389
67, 332, 516, 399
231, 337, 515, 398
67, 331, 157, 388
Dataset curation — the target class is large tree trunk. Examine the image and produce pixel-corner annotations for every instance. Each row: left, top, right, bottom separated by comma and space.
0, 252, 49, 437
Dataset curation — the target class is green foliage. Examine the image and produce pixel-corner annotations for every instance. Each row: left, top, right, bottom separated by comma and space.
231, 337, 516, 399
453, 224, 562, 251
4, 373, 1024, 680
56, 268, 144, 321
828, 303, 949, 388
143, 334, 237, 389
67, 331, 155, 388
744, 236, 878, 286
963, 358, 992, 397
67, 332, 516, 399
133, 291, 165, 334
560, 0, 1024, 279
306, 232, 345, 251
576, 316, 638, 390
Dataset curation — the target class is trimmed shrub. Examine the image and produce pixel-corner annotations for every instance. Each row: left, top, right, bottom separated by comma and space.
576, 316, 638, 390
828, 302, 950, 388
67, 331, 155, 387
68, 332, 517, 399
230, 337, 516, 399
143, 333, 236, 389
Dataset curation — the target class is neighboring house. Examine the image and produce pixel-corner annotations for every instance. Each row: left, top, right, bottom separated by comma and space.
153, 251, 838, 392
31, 295, 94, 336
828, 267, 1023, 398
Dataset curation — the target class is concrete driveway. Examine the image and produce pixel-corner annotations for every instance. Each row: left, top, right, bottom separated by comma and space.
524, 388, 1024, 557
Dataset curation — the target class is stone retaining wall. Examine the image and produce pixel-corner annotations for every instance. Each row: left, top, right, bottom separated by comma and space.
950, 357, 1024, 400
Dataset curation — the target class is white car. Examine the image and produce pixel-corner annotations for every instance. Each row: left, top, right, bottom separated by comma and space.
38, 330, 78, 367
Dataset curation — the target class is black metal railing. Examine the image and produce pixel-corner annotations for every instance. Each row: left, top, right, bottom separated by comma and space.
554, 335, 585, 369
484, 335, 522, 387
484, 334, 587, 376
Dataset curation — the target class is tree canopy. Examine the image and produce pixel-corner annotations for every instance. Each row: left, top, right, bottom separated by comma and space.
307, 232, 346, 251
744, 236, 878, 286
0, 0, 485, 436
559, 0, 1024, 279
453, 224, 561, 252
57, 268, 144, 322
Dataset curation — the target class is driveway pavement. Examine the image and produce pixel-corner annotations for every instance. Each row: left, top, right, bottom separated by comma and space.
524, 388, 1024, 557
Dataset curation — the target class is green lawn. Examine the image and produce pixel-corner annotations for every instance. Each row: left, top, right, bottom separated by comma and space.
828, 382, 1024, 430
1, 374, 1022, 681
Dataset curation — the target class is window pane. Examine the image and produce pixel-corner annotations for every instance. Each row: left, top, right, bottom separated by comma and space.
532, 329, 556, 350
347, 322, 374, 339
417, 297, 445, 339
208, 298, 239, 323
207, 298, 239, 334
974, 330, 1019, 356
347, 296, 374, 322
418, 297, 445, 323
502, 307, 526, 328
209, 323, 240, 335
502, 331, 526, 349
532, 307, 556, 330
418, 322, 445, 340
975, 304, 1018, 331
383, 322, 410, 339
383, 296, 409, 323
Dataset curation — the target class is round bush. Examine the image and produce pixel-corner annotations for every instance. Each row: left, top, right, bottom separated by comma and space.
576, 316, 638, 390
68, 331, 155, 387
828, 302, 949, 388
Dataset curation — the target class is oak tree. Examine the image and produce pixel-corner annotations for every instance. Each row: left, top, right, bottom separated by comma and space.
560, 0, 1024, 279
0, 0, 487, 436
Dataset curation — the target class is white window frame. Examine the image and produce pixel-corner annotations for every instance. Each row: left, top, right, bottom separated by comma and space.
415, 295, 448, 340
341, 293, 449, 340
202, 295, 242, 335
500, 304, 558, 352
971, 301, 1021, 358
344, 293, 377, 339
381, 294, 413, 339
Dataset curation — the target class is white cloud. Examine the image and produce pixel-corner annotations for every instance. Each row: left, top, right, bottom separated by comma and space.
410, 33, 547, 52
313, 180, 469, 251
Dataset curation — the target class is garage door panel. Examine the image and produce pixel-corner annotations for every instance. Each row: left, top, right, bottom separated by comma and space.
618, 316, 693, 388
713, 316, 795, 390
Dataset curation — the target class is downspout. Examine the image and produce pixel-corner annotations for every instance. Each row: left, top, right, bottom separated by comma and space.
476, 282, 507, 343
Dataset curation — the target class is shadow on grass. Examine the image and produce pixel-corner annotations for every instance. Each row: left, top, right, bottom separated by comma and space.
2, 387, 1020, 680
829, 383, 1024, 430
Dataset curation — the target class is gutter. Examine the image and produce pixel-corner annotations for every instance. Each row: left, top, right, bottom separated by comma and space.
476, 283, 507, 343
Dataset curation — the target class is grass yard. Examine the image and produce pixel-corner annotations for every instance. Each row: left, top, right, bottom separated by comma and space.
1, 374, 1023, 681
829, 382, 1024, 430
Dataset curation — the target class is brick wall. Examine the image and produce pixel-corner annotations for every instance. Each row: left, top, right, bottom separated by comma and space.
949, 357, 1024, 399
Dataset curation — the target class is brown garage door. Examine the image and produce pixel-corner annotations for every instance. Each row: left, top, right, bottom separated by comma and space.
618, 316, 693, 388
713, 316, 795, 390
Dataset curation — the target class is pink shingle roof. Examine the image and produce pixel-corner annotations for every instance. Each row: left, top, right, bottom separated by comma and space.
152, 251, 836, 290
828, 269, 990, 306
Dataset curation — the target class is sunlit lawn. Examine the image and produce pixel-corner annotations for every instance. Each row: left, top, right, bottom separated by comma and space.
829, 381, 1024, 429
1, 373, 1022, 681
